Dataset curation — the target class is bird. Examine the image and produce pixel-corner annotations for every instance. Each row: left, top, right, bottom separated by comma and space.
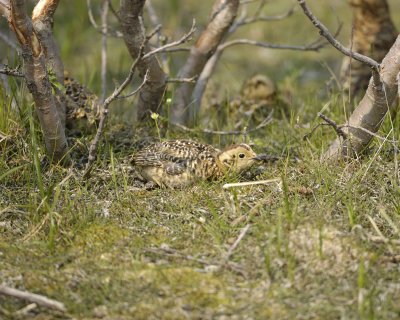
132, 140, 266, 188
63, 71, 100, 134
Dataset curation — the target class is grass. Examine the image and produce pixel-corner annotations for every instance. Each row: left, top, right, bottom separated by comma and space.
1, 0, 400, 319
2, 80, 400, 319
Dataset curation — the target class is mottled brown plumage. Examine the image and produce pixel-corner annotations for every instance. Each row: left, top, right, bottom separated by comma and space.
229, 74, 289, 128
132, 140, 262, 188
64, 71, 100, 133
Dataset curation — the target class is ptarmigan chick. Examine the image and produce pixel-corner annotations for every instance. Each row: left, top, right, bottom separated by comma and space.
132, 140, 265, 188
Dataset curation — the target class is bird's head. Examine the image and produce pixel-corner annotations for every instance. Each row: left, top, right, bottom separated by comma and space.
217, 143, 264, 174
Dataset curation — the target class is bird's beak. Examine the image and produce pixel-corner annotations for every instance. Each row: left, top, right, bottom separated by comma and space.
252, 154, 269, 161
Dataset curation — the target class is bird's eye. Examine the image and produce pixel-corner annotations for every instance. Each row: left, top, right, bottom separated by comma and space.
239, 153, 245, 159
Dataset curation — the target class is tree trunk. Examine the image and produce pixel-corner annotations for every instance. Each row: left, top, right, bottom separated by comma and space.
32, 0, 66, 127
324, 35, 400, 160
7, 0, 69, 163
120, 0, 167, 120
171, 0, 239, 125
340, 0, 397, 99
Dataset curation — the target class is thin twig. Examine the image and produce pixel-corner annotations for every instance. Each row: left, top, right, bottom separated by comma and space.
341, 124, 397, 143
86, 0, 98, 29
367, 215, 386, 240
369, 235, 400, 246
142, 19, 196, 59
318, 112, 348, 140
240, 0, 259, 4
169, 111, 273, 135
224, 224, 251, 261
145, 0, 167, 67
107, 0, 120, 22
159, 47, 191, 53
116, 70, 148, 99
223, 178, 281, 189
238, 6, 295, 26
0, 285, 66, 312
83, 45, 145, 179
100, 0, 108, 102
0, 65, 24, 77
218, 38, 326, 52
145, 247, 246, 276
382, 255, 400, 263
303, 122, 329, 141
166, 76, 197, 83
146, 24, 162, 41
87, 0, 122, 38
305, 113, 398, 143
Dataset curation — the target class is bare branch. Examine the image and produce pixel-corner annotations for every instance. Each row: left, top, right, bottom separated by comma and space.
8, 0, 69, 163
142, 20, 196, 59
190, 1, 327, 119
145, 246, 246, 276
146, 24, 162, 41
83, 45, 145, 179
304, 116, 397, 144
86, 0, 98, 28
323, 35, 400, 160
192, 37, 325, 110
32, 0, 66, 127
220, 38, 325, 52
224, 224, 250, 261
239, 0, 258, 4
318, 113, 348, 140
0, 285, 66, 312
100, 0, 108, 102
159, 47, 191, 53
237, 6, 295, 26
172, 0, 239, 125
0, 64, 23, 77
106, 0, 120, 22
120, 0, 167, 120
116, 70, 148, 99
166, 76, 197, 83
168, 111, 273, 136
297, 0, 380, 79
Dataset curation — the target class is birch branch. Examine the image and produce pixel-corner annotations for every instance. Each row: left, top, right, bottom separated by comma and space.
100, 0, 108, 102
172, 0, 239, 125
192, 37, 326, 110
6, 0, 69, 164
120, 0, 167, 120
324, 37, 400, 159
0, 285, 66, 312
32, 0, 66, 127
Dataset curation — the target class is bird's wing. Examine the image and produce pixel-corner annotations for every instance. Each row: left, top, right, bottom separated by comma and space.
159, 140, 217, 159
132, 151, 163, 167
133, 149, 189, 175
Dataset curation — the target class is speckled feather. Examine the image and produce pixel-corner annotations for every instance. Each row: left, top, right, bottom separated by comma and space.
132, 140, 258, 188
